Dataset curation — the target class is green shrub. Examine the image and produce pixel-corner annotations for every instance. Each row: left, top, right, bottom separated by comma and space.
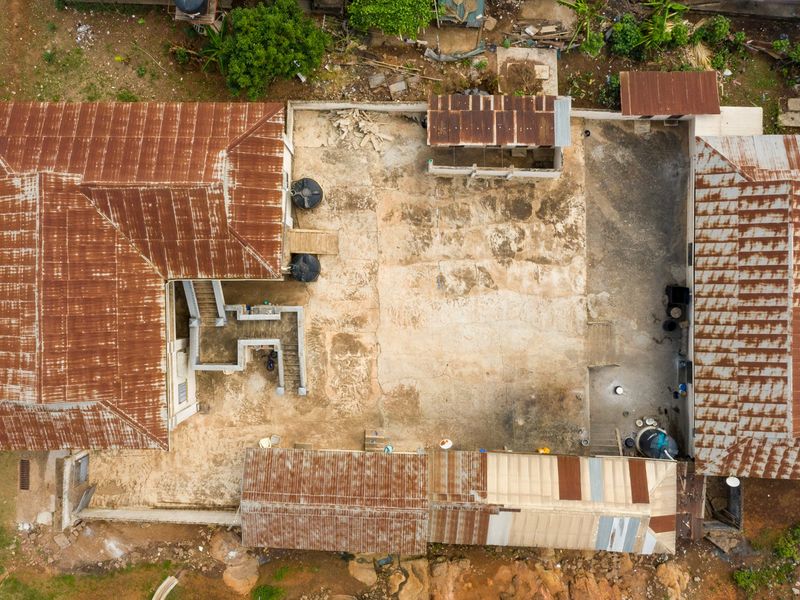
693, 15, 730, 45
731, 30, 746, 51
214, 1, 329, 100
609, 14, 643, 58
174, 47, 190, 65
348, 0, 433, 39
42, 49, 56, 64
580, 30, 605, 58
136, 65, 147, 77
773, 38, 791, 53
670, 21, 689, 47
710, 48, 729, 70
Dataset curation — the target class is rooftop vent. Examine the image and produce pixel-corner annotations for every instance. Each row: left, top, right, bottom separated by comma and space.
291, 178, 323, 210
290, 254, 321, 283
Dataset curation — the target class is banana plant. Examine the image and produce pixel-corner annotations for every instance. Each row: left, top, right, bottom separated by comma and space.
557, 0, 607, 57
639, 0, 688, 49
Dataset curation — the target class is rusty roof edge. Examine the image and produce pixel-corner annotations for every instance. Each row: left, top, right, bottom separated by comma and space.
99, 400, 168, 451
228, 227, 282, 279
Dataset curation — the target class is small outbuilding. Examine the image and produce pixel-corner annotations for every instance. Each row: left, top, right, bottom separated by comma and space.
620, 71, 720, 119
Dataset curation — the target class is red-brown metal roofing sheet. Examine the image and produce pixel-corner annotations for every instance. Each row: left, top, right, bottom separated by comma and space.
629, 460, 650, 504
620, 71, 720, 116
0, 101, 285, 277
428, 504, 495, 545
0, 174, 38, 405
427, 94, 557, 147
693, 135, 800, 478
241, 448, 429, 553
0, 102, 286, 450
428, 450, 487, 502
557, 455, 582, 501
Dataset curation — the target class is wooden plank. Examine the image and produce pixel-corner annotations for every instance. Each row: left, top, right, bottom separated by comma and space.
288, 229, 339, 255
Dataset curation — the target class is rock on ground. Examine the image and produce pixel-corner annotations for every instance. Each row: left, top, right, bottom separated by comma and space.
656, 562, 690, 600
209, 529, 246, 565
222, 554, 259, 595
399, 558, 430, 600
348, 555, 378, 587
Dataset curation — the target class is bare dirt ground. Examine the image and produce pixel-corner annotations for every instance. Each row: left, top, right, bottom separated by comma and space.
89, 110, 590, 507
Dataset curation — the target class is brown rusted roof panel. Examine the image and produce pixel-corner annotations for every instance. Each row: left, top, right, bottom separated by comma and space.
427, 94, 558, 147
429, 504, 495, 545
620, 71, 720, 116
0, 175, 38, 405
0, 102, 286, 450
557, 455, 582, 500
241, 448, 429, 553
629, 460, 650, 504
649, 514, 676, 533
428, 450, 487, 502
84, 185, 275, 280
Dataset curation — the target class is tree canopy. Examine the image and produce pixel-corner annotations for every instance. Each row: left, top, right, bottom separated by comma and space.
348, 0, 433, 39
213, 0, 329, 100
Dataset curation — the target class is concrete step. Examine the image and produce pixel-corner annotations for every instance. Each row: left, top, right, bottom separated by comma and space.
587, 321, 619, 367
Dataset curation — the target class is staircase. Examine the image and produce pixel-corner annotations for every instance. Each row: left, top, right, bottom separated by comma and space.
193, 281, 221, 327
281, 340, 302, 394
589, 422, 623, 456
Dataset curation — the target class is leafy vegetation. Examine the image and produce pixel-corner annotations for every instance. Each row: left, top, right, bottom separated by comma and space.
208, 1, 329, 100
598, 74, 620, 109
692, 15, 730, 46
557, 0, 607, 58
609, 14, 643, 59
115, 89, 139, 102
348, 0, 433, 39
734, 524, 800, 597
639, 0, 688, 50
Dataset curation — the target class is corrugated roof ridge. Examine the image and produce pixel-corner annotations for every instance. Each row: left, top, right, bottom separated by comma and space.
98, 399, 167, 450
696, 136, 756, 183
227, 228, 281, 279
225, 104, 284, 153
79, 184, 167, 279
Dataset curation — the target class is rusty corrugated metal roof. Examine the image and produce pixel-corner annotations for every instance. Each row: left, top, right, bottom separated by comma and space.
693, 135, 800, 478
620, 71, 720, 116
427, 94, 558, 147
0, 102, 285, 450
241, 448, 429, 554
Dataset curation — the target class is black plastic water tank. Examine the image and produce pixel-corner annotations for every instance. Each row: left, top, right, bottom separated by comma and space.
291, 178, 323, 210
175, 0, 207, 14
290, 254, 321, 282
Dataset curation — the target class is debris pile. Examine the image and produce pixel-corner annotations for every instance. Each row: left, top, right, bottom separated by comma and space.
75, 23, 95, 47
329, 110, 394, 151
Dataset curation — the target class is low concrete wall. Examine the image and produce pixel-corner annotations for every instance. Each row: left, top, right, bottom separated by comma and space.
78, 508, 240, 527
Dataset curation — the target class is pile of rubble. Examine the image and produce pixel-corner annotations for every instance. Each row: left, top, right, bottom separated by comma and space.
75, 23, 95, 47
329, 110, 395, 151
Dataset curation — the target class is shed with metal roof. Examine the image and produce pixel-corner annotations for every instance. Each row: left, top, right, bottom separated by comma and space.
620, 71, 720, 117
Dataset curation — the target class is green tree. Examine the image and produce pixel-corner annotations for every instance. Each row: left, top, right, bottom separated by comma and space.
213, 0, 329, 100
348, 0, 433, 39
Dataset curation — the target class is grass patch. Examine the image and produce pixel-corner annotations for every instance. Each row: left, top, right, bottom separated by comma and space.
252, 585, 285, 600
272, 565, 291, 581
42, 50, 57, 64
734, 524, 800, 597
115, 89, 139, 102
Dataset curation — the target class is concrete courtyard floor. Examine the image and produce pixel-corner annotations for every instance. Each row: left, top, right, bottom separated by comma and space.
88, 113, 689, 509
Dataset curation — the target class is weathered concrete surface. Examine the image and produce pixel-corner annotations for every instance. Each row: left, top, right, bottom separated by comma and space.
583, 121, 690, 452
89, 111, 590, 507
